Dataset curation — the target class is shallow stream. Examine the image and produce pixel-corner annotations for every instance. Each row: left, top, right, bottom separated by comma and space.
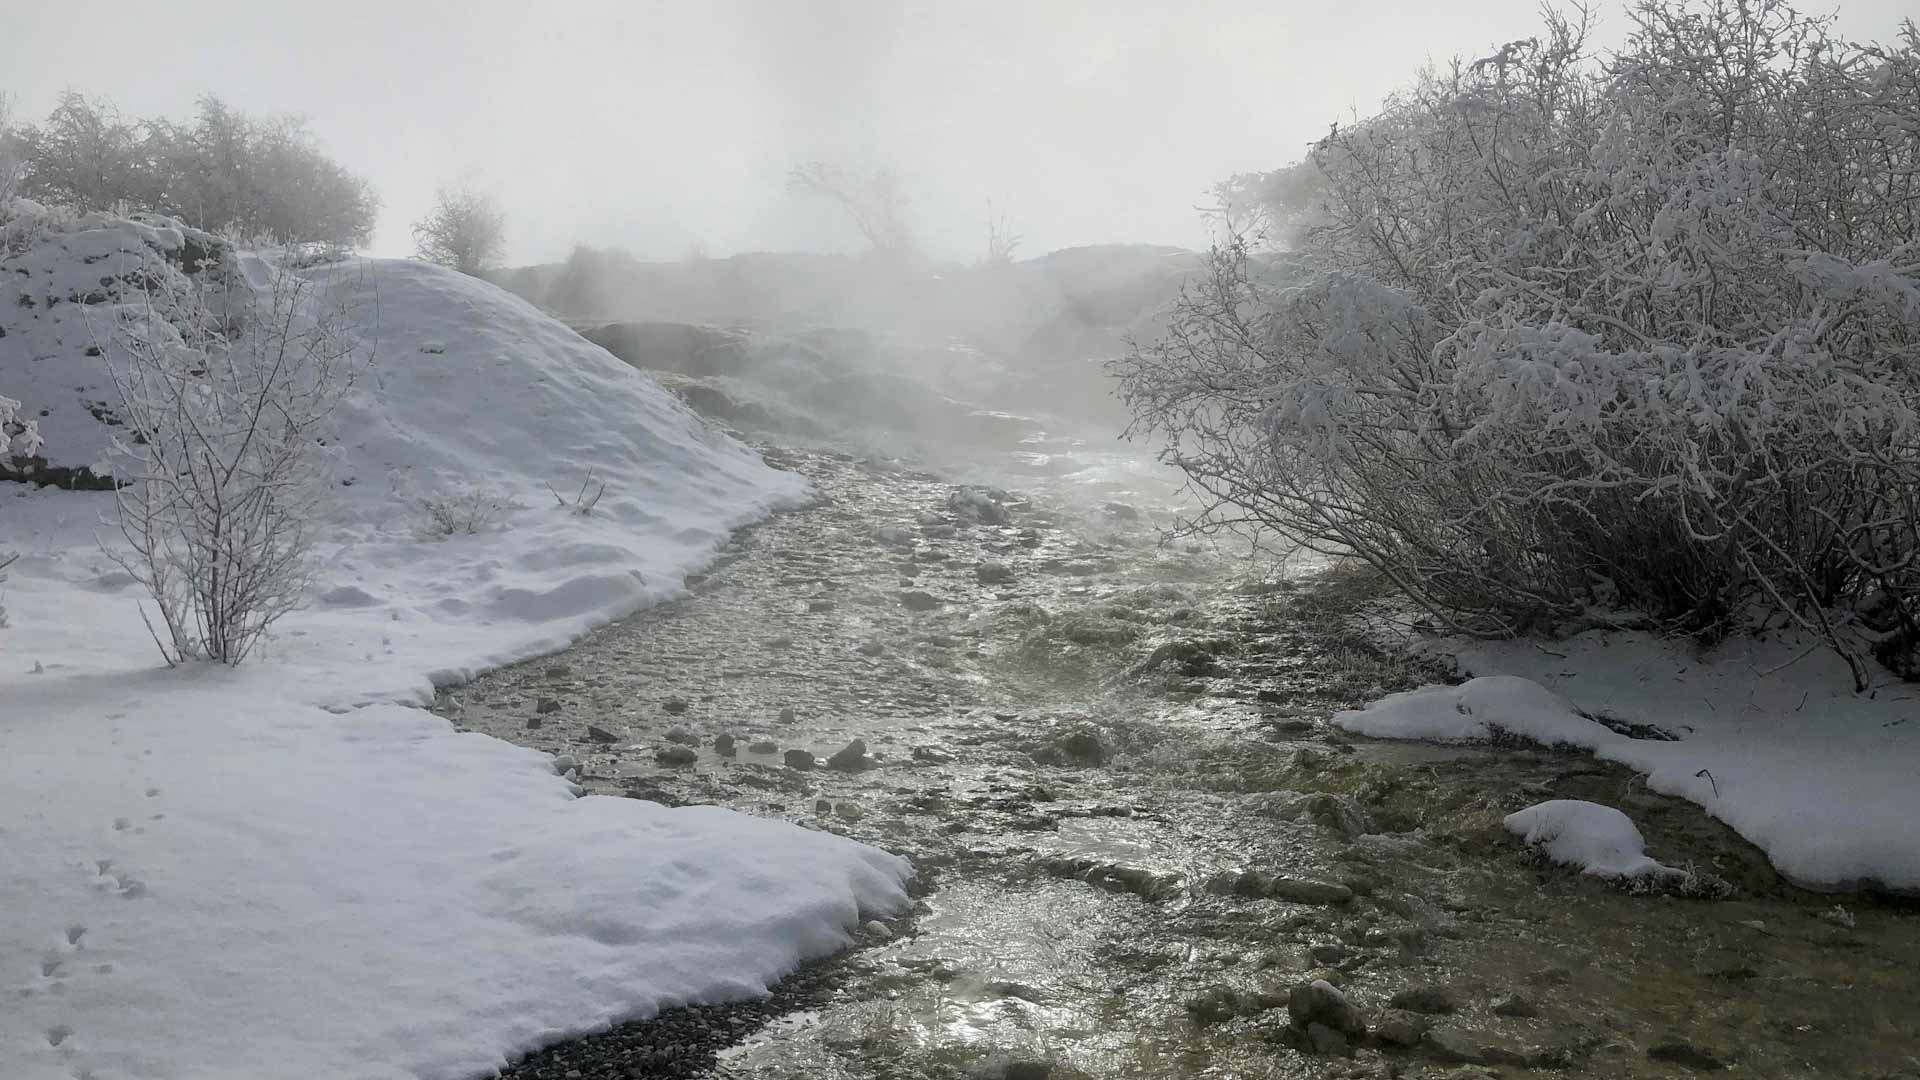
441, 442, 1920, 1080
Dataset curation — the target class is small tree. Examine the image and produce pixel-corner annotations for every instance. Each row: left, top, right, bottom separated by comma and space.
412, 186, 506, 276
787, 160, 915, 256
100, 257, 371, 665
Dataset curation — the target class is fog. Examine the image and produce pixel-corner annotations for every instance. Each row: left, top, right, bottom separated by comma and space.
10, 0, 1910, 266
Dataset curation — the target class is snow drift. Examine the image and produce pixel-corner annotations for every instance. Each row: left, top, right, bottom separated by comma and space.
1, 208, 908, 1080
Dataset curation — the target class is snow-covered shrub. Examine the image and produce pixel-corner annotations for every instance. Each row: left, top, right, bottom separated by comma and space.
1119, 1, 1920, 687
417, 487, 518, 540
101, 255, 372, 664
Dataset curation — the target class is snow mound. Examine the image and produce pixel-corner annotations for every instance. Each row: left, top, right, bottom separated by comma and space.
1332, 675, 1606, 748
1504, 799, 1675, 879
0, 680, 908, 1080
2, 215, 903, 1080
1335, 638, 1920, 894
3, 220, 810, 705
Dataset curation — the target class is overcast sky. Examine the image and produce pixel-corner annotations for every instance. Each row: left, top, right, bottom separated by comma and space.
6, 1, 1913, 265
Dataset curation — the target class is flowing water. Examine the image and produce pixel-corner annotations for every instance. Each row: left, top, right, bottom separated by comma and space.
440, 440, 1920, 1080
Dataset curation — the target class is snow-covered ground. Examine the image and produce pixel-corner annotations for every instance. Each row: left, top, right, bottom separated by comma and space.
1334, 634, 1920, 893
1, 210, 910, 1079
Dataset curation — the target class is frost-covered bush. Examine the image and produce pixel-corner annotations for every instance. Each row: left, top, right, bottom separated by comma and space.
14, 93, 377, 247
102, 255, 372, 665
1119, 1, 1920, 687
417, 487, 518, 540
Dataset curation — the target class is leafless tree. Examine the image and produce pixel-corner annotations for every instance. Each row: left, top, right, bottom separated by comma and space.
100, 256, 373, 665
786, 160, 915, 256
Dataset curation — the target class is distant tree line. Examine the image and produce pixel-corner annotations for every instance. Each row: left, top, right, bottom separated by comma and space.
3, 92, 377, 246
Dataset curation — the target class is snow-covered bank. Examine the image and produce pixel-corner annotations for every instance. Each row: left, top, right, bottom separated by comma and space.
2, 212, 908, 1080
1334, 634, 1920, 893
1, 676, 907, 1080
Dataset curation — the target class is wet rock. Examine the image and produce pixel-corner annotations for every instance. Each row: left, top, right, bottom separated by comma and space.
1186, 986, 1240, 1025
862, 919, 892, 940
1492, 992, 1540, 1018
1263, 791, 1375, 838
969, 1054, 1051, 1080
1306, 1021, 1351, 1056
1266, 876, 1356, 906
747, 739, 779, 754
654, 745, 697, 767
543, 663, 571, 679
807, 599, 836, 613
826, 738, 870, 771
899, 590, 944, 612
855, 641, 886, 657
551, 754, 577, 775
1373, 1009, 1432, 1046
1102, 501, 1142, 521
765, 635, 795, 650
835, 801, 864, 821
1647, 1037, 1727, 1070
814, 798, 833, 814
1042, 856, 1183, 901
586, 724, 620, 744
948, 485, 1012, 526
1030, 726, 1109, 766
712, 733, 737, 757
783, 749, 817, 770
1310, 942, 1348, 965
1423, 1025, 1547, 1068
536, 697, 563, 714
976, 561, 1017, 585
777, 707, 795, 723
1286, 978, 1366, 1036
1390, 983, 1460, 1015
911, 745, 955, 764
1135, 637, 1234, 677
664, 726, 699, 745
524, 717, 543, 730
662, 697, 690, 715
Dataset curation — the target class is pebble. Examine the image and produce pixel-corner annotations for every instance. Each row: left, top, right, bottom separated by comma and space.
662, 697, 690, 715
1492, 992, 1540, 1018
1287, 978, 1367, 1036
862, 919, 891, 940
976, 561, 1016, 584
778, 707, 796, 722
664, 726, 699, 745
525, 717, 543, 730
827, 738, 869, 771
1648, 1037, 1728, 1070
856, 641, 886, 656
536, 697, 562, 714
654, 745, 697, 767
748, 739, 779, 754
1390, 983, 1460, 1015
784, 749, 817, 771
586, 725, 620, 744
712, 733, 736, 757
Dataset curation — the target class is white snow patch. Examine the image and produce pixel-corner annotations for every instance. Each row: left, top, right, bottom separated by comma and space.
1, 219, 906, 1080
1504, 799, 1675, 880
1333, 633, 1920, 893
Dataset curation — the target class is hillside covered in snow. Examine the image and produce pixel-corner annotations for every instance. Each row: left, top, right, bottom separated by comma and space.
0, 205, 910, 1080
